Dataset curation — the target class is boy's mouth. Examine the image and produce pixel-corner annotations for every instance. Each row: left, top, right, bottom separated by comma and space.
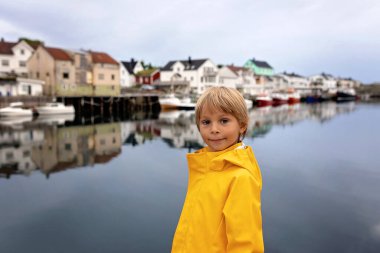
209, 138, 225, 142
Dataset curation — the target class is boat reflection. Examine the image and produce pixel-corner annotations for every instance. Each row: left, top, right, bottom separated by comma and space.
0, 102, 357, 179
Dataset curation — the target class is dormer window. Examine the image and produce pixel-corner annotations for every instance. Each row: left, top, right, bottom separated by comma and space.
1, 60, 9, 66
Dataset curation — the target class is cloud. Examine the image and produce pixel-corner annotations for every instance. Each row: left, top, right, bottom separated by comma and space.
0, 0, 379, 82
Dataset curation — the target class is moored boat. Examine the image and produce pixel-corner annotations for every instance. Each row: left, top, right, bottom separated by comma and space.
335, 88, 357, 102
271, 93, 289, 106
245, 99, 253, 109
255, 94, 273, 107
159, 94, 195, 110
288, 92, 301, 104
36, 102, 75, 115
0, 102, 34, 117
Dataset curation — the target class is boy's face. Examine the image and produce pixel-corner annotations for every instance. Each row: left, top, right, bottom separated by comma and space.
199, 106, 246, 152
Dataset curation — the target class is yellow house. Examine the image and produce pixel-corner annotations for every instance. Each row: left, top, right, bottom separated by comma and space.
86, 51, 120, 96
27, 45, 75, 96
28, 45, 121, 97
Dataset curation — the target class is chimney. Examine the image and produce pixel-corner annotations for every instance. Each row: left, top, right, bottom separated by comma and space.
188, 56, 192, 64
131, 58, 135, 64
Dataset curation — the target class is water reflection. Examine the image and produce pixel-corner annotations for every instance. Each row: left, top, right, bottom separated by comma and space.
0, 102, 356, 179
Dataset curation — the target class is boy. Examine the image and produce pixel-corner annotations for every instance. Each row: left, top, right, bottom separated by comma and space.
172, 87, 264, 252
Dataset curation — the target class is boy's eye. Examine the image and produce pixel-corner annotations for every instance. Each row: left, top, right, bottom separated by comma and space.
220, 118, 229, 124
201, 120, 210, 125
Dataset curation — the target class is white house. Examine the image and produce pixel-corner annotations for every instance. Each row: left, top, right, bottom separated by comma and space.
217, 66, 238, 88
120, 59, 144, 88
160, 58, 218, 94
309, 73, 337, 90
279, 72, 310, 89
0, 77, 44, 97
337, 77, 361, 88
0, 38, 36, 78
226, 65, 265, 97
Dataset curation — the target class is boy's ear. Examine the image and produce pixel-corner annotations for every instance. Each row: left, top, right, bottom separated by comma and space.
240, 123, 247, 134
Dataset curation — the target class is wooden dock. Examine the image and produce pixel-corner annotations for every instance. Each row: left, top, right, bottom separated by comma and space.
0, 93, 161, 117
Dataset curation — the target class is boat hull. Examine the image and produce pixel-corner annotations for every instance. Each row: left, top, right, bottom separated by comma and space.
335, 92, 357, 102
36, 103, 75, 115
255, 99, 273, 107
0, 109, 33, 117
36, 107, 75, 115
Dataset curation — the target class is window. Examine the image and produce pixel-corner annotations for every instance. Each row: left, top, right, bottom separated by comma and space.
36, 72, 40, 78
1, 60, 9, 66
6, 152, 13, 160
23, 150, 30, 157
100, 139, 106, 145
63, 72, 69, 79
19, 61, 26, 67
99, 73, 104, 80
65, 143, 72, 151
22, 85, 29, 92
20, 49, 25, 55
46, 72, 50, 77
111, 74, 115, 80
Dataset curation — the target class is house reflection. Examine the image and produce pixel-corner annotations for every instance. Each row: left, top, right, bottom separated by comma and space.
31, 123, 122, 178
0, 102, 357, 179
0, 125, 44, 178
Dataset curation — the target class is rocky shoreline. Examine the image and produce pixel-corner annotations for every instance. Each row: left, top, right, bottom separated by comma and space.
355, 83, 380, 100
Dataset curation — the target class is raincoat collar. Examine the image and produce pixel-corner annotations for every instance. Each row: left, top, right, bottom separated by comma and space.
187, 142, 255, 173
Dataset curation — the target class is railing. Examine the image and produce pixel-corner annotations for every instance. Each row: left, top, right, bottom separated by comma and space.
55, 84, 120, 97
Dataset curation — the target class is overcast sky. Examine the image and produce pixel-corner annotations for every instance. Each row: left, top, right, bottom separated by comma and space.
1, 0, 379, 83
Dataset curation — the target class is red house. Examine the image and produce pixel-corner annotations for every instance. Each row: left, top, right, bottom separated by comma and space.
135, 68, 160, 85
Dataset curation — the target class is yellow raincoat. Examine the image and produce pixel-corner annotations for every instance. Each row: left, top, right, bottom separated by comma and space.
172, 142, 264, 253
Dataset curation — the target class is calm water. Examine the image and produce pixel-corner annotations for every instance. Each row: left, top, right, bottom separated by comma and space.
1, 102, 380, 253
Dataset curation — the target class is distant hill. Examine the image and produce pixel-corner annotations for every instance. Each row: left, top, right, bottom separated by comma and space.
356, 83, 380, 98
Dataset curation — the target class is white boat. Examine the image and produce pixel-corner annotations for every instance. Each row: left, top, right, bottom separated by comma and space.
35, 114, 75, 125
0, 102, 34, 117
36, 102, 75, 115
159, 94, 195, 110
245, 99, 253, 109
0, 115, 34, 127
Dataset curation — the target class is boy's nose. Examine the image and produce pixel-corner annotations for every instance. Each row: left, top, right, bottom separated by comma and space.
210, 123, 220, 133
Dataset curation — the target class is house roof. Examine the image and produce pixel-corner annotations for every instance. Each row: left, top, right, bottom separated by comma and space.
161, 58, 208, 71
0, 41, 16, 55
227, 65, 249, 74
121, 60, 138, 74
23, 40, 42, 50
250, 58, 273, 69
320, 72, 335, 79
45, 46, 73, 61
89, 51, 118, 65
136, 68, 158, 77
283, 72, 304, 78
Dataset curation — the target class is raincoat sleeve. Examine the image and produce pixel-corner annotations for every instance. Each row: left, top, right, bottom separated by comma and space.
223, 172, 264, 253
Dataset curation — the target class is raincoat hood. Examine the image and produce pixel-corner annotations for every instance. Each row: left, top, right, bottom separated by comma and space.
187, 142, 262, 188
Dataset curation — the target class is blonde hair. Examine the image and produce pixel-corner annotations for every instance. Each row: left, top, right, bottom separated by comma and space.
195, 87, 249, 138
